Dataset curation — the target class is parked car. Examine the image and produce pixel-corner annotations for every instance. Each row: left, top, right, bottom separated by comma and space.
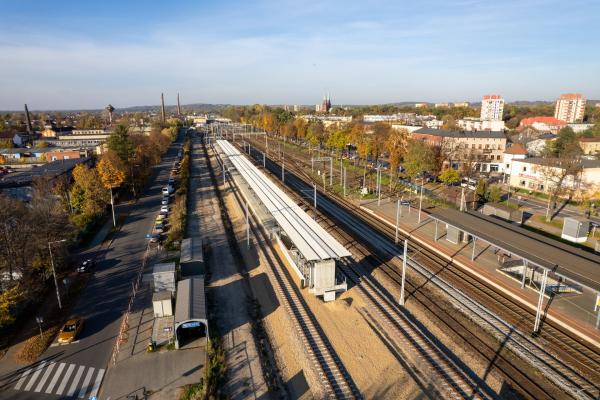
161, 197, 170, 205
58, 318, 84, 344
77, 259, 95, 273
168, 177, 175, 185
162, 187, 170, 196
155, 224, 165, 234
160, 205, 169, 213
150, 233, 162, 243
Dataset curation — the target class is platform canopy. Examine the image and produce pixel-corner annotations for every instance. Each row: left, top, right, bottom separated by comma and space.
217, 139, 351, 262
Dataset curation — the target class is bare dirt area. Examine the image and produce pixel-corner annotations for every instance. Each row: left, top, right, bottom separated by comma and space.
221, 176, 321, 399
193, 140, 269, 399
220, 165, 423, 398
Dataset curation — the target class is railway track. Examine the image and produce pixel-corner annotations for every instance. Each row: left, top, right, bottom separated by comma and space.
235, 136, 600, 400
208, 140, 361, 400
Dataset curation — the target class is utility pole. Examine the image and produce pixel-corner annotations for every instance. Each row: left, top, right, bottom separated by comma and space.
313, 184, 317, 209
395, 199, 400, 243
109, 186, 116, 227
343, 167, 347, 197
48, 239, 66, 310
245, 202, 250, 248
418, 180, 424, 224
399, 239, 408, 306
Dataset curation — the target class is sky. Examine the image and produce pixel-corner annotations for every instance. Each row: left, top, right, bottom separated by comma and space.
1, 0, 599, 110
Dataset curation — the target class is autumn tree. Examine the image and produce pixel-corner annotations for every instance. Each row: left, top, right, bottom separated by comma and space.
438, 168, 460, 185
385, 128, 408, 178
70, 164, 109, 227
98, 151, 127, 227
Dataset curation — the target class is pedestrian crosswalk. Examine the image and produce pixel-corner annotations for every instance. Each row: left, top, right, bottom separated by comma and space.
13, 361, 105, 398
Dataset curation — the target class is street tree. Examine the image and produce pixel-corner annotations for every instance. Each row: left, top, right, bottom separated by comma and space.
97, 151, 127, 227
438, 168, 460, 185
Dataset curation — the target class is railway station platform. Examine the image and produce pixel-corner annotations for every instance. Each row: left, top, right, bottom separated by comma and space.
360, 198, 600, 347
214, 139, 351, 301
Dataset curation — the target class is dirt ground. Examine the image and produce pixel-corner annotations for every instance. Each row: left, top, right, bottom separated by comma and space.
221, 157, 425, 399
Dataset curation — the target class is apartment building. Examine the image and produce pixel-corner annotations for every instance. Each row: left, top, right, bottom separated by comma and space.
578, 137, 600, 156
411, 128, 507, 172
480, 94, 504, 121
554, 93, 586, 123
508, 158, 600, 198
458, 117, 505, 132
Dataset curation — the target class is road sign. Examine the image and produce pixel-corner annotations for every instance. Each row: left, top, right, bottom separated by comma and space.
181, 321, 201, 329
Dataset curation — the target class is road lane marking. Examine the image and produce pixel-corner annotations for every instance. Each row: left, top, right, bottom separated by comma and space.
88, 368, 105, 398
77, 367, 95, 398
66, 365, 86, 396
56, 363, 76, 395
34, 362, 55, 392
23, 361, 46, 391
45, 362, 66, 393
14, 367, 33, 390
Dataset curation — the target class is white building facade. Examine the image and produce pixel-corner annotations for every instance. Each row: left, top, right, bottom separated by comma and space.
480, 94, 504, 121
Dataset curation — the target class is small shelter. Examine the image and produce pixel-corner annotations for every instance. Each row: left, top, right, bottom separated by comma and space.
174, 278, 208, 349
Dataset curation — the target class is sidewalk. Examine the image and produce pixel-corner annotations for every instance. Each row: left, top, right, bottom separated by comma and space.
100, 246, 206, 400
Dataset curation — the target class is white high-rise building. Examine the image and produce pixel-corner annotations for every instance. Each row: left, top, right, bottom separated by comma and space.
480, 94, 504, 121
554, 93, 586, 123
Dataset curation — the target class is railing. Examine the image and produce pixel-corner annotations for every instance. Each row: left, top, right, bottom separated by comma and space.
110, 243, 151, 365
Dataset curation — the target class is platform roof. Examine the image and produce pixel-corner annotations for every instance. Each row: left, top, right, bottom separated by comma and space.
217, 139, 351, 262
431, 208, 600, 292
174, 278, 207, 326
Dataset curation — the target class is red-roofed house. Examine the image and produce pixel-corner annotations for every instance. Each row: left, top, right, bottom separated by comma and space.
501, 143, 528, 174
519, 117, 567, 134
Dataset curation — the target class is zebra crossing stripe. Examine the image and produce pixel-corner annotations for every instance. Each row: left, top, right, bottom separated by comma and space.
56, 363, 76, 395
13, 367, 33, 390
45, 362, 66, 394
66, 365, 86, 396
77, 367, 95, 399
34, 362, 55, 392
88, 368, 105, 398
23, 361, 46, 391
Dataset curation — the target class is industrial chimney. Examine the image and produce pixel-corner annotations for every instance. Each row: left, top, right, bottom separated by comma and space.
24, 104, 33, 134
177, 93, 181, 116
161, 93, 166, 124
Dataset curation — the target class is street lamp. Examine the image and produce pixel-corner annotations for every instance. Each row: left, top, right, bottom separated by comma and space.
48, 239, 67, 310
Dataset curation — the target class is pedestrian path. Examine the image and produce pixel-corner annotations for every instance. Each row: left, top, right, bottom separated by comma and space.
12, 361, 104, 398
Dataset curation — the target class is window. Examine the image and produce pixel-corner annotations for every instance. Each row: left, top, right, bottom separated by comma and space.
522, 166, 527, 172
520, 180, 526, 186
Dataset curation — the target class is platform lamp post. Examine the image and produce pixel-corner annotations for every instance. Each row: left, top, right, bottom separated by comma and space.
313, 183, 317, 209
395, 199, 401, 244
48, 239, 67, 310
399, 239, 408, 306
418, 178, 424, 224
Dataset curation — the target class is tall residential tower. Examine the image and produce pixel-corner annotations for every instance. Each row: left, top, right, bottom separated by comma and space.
480, 94, 504, 121
554, 93, 586, 123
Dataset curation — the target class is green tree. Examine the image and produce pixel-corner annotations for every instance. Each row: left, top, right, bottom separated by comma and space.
476, 179, 488, 203
403, 140, 437, 179
107, 125, 134, 163
438, 168, 460, 185
488, 185, 502, 203
550, 127, 579, 157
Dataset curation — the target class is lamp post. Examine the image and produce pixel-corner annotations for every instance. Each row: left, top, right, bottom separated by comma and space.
48, 239, 67, 310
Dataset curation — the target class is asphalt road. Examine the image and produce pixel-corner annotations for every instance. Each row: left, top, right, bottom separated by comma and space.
0, 133, 183, 400
512, 195, 600, 225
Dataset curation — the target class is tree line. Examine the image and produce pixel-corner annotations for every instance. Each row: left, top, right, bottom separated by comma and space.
0, 122, 180, 327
